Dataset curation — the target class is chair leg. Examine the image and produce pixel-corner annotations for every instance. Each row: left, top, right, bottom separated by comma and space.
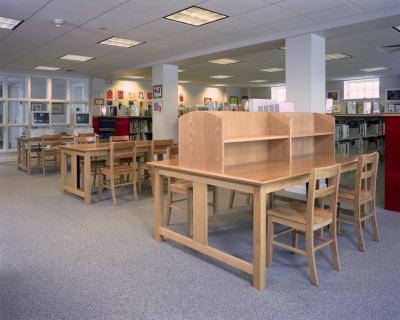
329, 222, 341, 271
354, 204, 366, 252
98, 172, 104, 201
133, 172, 139, 201
166, 186, 173, 226
187, 189, 193, 237
370, 199, 380, 242
291, 229, 298, 254
92, 164, 97, 187
212, 187, 218, 226
246, 194, 251, 204
120, 175, 125, 196
228, 190, 235, 209
337, 204, 342, 235
306, 231, 319, 287
42, 153, 46, 176
266, 216, 273, 267
110, 177, 117, 206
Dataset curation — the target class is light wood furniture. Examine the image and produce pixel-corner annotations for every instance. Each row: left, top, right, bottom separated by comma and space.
266, 164, 341, 287
78, 132, 98, 137
17, 135, 74, 174
39, 135, 62, 176
150, 111, 354, 290
110, 135, 130, 142
337, 152, 380, 251
135, 140, 152, 194
98, 141, 139, 205
165, 146, 218, 235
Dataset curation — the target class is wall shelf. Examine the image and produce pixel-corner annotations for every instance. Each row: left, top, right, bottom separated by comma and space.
224, 135, 289, 143
292, 131, 333, 138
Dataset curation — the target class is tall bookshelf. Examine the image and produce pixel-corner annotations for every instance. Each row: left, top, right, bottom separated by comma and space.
332, 114, 384, 156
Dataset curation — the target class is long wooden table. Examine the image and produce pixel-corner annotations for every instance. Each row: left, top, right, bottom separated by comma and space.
149, 154, 358, 291
17, 136, 74, 174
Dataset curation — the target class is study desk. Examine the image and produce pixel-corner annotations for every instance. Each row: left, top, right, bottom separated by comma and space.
149, 154, 358, 291
60, 142, 164, 205
17, 136, 74, 174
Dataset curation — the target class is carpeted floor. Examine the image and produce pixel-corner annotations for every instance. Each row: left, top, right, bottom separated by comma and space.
0, 162, 399, 320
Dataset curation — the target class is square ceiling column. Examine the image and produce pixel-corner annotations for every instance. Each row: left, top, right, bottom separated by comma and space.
152, 64, 178, 140
285, 33, 325, 113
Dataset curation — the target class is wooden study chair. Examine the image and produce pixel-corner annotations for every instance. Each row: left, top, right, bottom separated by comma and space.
78, 132, 97, 137
135, 140, 152, 194
266, 164, 341, 287
337, 152, 380, 251
39, 134, 62, 176
165, 146, 218, 235
228, 190, 252, 208
110, 135, 130, 142
74, 135, 105, 187
98, 141, 139, 205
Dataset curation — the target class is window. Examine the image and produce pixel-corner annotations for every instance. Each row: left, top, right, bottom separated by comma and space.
8, 76, 26, 98
31, 77, 48, 99
71, 79, 88, 101
52, 79, 68, 100
0, 101, 3, 124
0, 76, 3, 97
8, 101, 27, 125
271, 85, 286, 102
344, 78, 379, 100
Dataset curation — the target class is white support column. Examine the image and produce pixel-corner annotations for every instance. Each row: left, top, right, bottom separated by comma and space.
152, 64, 178, 140
285, 33, 325, 113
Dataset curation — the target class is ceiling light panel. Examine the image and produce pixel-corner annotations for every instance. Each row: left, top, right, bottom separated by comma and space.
60, 54, 94, 62
250, 80, 268, 83
100, 37, 144, 48
392, 26, 400, 32
361, 67, 391, 72
325, 53, 352, 60
34, 66, 61, 71
179, 80, 191, 83
164, 6, 227, 27
213, 84, 226, 87
127, 76, 145, 79
0, 16, 23, 30
208, 58, 241, 65
210, 75, 232, 79
261, 68, 284, 72
178, 69, 186, 72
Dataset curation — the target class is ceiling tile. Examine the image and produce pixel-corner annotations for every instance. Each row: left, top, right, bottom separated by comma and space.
0, 0, 50, 20
200, 17, 261, 33
119, 28, 164, 42
200, 0, 269, 16
119, 0, 188, 19
264, 16, 315, 31
236, 5, 297, 24
234, 26, 275, 39
306, 4, 365, 22
131, 19, 193, 37
278, 0, 349, 15
351, 0, 400, 11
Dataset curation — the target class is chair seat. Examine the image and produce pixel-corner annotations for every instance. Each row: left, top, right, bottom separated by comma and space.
338, 186, 372, 203
170, 180, 193, 193
268, 202, 332, 226
100, 165, 133, 175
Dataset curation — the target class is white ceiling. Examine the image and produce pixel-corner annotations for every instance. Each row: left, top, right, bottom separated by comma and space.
0, 0, 400, 86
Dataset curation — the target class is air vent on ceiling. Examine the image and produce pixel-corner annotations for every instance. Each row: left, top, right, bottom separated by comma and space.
377, 44, 400, 53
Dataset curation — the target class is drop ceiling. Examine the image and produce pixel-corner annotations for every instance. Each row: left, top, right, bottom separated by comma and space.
0, 0, 400, 86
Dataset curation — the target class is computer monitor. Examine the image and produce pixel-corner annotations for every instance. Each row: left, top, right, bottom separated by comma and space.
74, 112, 92, 127
32, 111, 50, 126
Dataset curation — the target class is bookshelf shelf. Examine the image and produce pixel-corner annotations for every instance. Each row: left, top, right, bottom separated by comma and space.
292, 131, 333, 138
93, 116, 152, 140
224, 135, 289, 143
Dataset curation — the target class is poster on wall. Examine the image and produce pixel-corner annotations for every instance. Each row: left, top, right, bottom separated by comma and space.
153, 85, 162, 99
147, 92, 152, 100
179, 94, 184, 103
138, 91, 144, 100
128, 92, 135, 100
94, 98, 104, 106
204, 97, 212, 105
327, 91, 339, 101
386, 88, 400, 102
229, 96, 239, 105
153, 100, 163, 112
117, 90, 124, 100
106, 89, 113, 100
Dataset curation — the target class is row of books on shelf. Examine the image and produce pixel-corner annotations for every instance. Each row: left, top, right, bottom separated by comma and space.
336, 138, 384, 155
129, 119, 152, 134
330, 101, 381, 114
130, 133, 152, 140
335, 122, 384, 140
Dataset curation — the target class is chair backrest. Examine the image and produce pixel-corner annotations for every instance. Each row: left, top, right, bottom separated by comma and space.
78, 132, 97, 137
166, 145, 179, 160
41, 134, 62, 147
355, 152, 379, 201
110, 135, 130, 142
74, 135, 98, 144
306, 164, 340, 226
151, 139, 173, 160
110, 141, 136, 170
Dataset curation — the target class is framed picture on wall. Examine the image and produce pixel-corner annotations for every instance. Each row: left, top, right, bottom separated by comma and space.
31, 102, 47, 112
204, 97, 212, 105
153, 85, 162, 99
52, 103, 64, 114
327, 91, 339, 101
138, 91, 144, 100
229, 96, 239, 105
94, 98, 104, 106
117, 90, 124, 100
147, 92, 152, 100
386, 88, 400, 102
106, 89, 113, 100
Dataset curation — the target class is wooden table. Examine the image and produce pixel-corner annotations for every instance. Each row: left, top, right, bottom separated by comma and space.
149, 154, 358, 291
17, 136, 74, 174
60, 142, 160, 205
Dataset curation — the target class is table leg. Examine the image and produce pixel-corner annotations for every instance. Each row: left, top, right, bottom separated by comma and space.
83, 154, 92, 205
27, 142, 32, 175
17, 139, 21, 170
153, 168, 164, 242
193, 182, 208, 245
71, 154, 77, 190
60, 150, 67, 192
77, 155, 81, 189
253, 188, 267, 291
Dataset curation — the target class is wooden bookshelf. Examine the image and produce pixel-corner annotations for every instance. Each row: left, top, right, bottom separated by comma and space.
93, 116, 152, 140
178, 111, 335, 173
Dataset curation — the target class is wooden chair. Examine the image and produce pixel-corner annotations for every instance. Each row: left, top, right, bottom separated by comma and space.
78, 132, 97, 137
74, 135, 105, 187
228, 190, 252, 208
135, 140, 152, 194
39, 134, 62, 176
266, 164, 341, 287
337, 152, 380, 251
98, 141, 139, 205
165, 146, 218, 235
110, 135, 130, 142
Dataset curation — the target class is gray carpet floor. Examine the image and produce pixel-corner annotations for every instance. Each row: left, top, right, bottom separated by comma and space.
1, 162, 399, 320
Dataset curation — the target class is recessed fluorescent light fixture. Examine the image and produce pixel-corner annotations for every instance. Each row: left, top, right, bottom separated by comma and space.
250, 80, 268, 83
164, 6, 227, 27
178, 69, 186, 73
127, 76, 145, 79
0, 16, 23, 30
213, 84, 226, 87
60, 54, 94, 62
261, 67, 284, 72
33, 66, 61, 71
325, 53, 352, 61
179, 80, 191, 83
208, 58, 241, 65
361, 66, 391, 72
392, 26, 400, 32
99, 36, 144, 48
210, 75, 232, 79
278, 46, 286, 51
